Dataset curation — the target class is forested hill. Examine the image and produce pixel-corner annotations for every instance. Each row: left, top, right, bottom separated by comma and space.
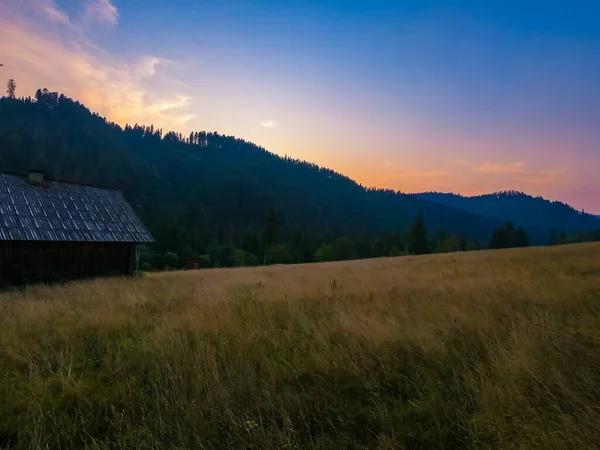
412, 191, 600, 237
0, 89, 567, 266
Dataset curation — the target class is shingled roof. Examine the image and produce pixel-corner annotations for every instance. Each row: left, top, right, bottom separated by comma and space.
0, 171, 154, 243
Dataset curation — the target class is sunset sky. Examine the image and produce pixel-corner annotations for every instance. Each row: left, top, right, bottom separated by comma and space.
1, 0, 599, 212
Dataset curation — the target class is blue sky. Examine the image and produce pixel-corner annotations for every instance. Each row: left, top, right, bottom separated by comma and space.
1, 0, 599, 211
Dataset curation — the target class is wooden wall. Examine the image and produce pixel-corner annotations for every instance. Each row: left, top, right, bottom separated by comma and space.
0, 241, 135, 286
183, 257, 205, 270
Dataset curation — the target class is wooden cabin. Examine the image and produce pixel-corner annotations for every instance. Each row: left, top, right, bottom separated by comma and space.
183, 256, 207, 270
0, 170, 154, 286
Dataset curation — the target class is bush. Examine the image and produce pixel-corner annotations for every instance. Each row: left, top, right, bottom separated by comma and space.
198, 254, 212, 268
314, 244, 333, 262
231, 249, 246, 267
434, 236, 460, 254
245, 253, 260, 266
164, 252, 179, 269
267, 244, 293, 265
332, 237, 357, 261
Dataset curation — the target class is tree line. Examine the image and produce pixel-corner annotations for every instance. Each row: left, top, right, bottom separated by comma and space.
139, 214, 600, 271
1, 86, 598, 273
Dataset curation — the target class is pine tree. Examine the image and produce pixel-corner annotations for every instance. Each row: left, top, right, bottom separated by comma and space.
408, 213, 429, 255
489, 221, 528, 249
6, 79, 16, 99
515, 228, 529, 247
488, 227, 506, 249
332, 237, 357, 260
489, 221, 513, 249
558, 229, 567, 244
548, 229, 558, 246
263, 207, 278, 265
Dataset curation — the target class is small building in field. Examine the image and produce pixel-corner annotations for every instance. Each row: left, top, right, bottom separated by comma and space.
183, 256, 207, 270
0, 170, 154, 286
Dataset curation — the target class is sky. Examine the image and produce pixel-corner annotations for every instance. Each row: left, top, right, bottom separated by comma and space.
1, 0, 599, 213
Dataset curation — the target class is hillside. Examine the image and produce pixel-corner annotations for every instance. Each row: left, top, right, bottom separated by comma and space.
1, 243, 599, 448
0, 90, 513, 264
2, 90, 595, 263
413, 191, 600, 238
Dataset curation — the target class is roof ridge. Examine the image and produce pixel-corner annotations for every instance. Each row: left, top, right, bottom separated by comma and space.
0, 170, 119, 192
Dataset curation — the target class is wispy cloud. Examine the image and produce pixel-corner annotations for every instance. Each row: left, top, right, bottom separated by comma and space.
519, 169, 562, 186
43, 2, 70, 24
472, 161, 526, 174
260, 120, 279, 128
453, 160, 471, 167
0, 0, 196, 131
382, 167, 447, 183
134, 56, 171, 80
468, 161, 562, 186
146, 95, 192, 113
84, 0, 118, 25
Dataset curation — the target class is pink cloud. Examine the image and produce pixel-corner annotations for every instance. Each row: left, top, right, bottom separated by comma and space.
0, 0, 196, 131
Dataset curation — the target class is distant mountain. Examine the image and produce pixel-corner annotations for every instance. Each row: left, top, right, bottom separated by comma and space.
0, 90, 514, 265
412, 191, 600, 240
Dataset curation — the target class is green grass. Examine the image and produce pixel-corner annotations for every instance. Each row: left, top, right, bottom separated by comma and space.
1, 243, 600, 449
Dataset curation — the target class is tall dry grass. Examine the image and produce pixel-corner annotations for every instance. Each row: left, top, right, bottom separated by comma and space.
1, 243, 599, 449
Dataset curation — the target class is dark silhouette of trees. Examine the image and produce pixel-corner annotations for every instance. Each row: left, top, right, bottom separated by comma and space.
547, 228, 600, 246
6, 79, 16, 99
332, 237, 357, 261
163, 252, 179, 270
314, 244, 333, 262
408, 213, 429, 255
489, 222, 529, 249
465, 240, 480, 251
559, 229, 567, 244
548, 229, 558, 246
515, 228, 529, 247
1, 88, 590, 270
414, 191, 599, 240
434, 234, 460, 253
267, 244, 293, 264
262, 207, 278, 265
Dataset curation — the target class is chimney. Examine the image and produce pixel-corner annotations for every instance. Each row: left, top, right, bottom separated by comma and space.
28, 169, 45, 186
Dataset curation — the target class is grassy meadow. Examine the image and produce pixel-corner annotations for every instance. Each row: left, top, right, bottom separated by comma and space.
1, 243, 600, 449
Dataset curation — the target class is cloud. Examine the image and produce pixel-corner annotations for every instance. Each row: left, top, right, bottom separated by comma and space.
467, 161, 563, 186
260, 120, 279, 128
43, 2, 70, 23
472, 161, 527, 174
0, 0, 196, 132
519, 169, 562, 186
84, 0, 118, 25
146, 95, 191, 113
410, 170, 447, 178
453, 160, 471, 167
135, 56, 169, 80
382, 168, 447, 183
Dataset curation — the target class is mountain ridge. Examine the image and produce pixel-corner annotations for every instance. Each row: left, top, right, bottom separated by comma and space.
411, 191, 600, 236
0, 89, 596, 264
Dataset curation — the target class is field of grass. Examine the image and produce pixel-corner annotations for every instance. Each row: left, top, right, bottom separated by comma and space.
1, 243, 599, 449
